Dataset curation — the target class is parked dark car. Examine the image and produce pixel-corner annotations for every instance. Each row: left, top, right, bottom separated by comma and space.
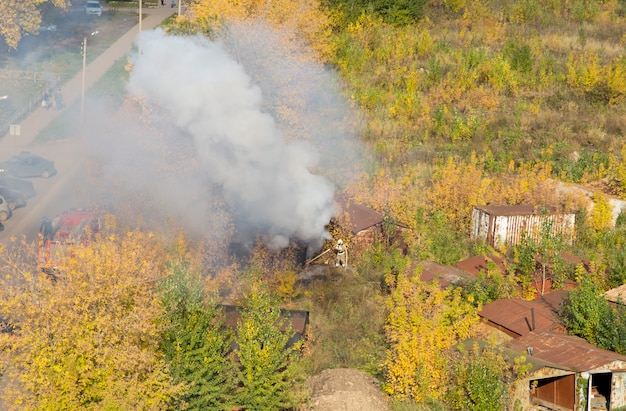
0, 186, 26, 211
0, 152, 57, 178
0, 174, 36, 199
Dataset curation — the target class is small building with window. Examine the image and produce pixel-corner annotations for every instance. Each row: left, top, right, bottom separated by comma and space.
507, 331, 626, 410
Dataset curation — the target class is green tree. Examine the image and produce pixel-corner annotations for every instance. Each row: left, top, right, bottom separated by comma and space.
447, 343, 508, 411
0, 0, 70, 50
329, 0, 428, 26
159, 262, 236, 410
462, 259, 517, 307
560, 273, 609, 346
535, 218, 567, 295
233, 283, 304, 410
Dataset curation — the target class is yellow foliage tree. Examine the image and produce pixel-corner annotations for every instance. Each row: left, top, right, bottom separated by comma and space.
187, 0, 333, 60
0, 0, 70, 50
0, 232, 181, 410
425, 153, 489, 233
383, 268, 479, 401
589, 192, 614, 232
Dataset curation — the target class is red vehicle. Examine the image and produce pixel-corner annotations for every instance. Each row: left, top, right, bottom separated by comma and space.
38, 209, 101, 278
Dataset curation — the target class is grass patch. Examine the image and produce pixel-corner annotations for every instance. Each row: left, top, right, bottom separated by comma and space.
34, 56, 130, 143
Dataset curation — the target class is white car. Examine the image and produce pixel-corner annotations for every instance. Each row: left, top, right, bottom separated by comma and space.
85, 1, 103, 16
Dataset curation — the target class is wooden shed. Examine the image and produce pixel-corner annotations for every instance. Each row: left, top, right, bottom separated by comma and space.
331, 196, 408, 256
471, 205, 576, 248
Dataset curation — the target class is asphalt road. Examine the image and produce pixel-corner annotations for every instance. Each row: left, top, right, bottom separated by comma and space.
0, 139, 93, 242
0, 6, 175, 244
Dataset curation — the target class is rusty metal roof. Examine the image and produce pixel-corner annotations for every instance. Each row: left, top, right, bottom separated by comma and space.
532, 289, 570, 313
462, 339, 574, 373
456, 254, 507, 277
406, 261, 474, 288
474, 204, 571, 216
507, 331, 626, 372
604, 284, 626, 305
479, 298, 556, 337
334, 196, 384, 233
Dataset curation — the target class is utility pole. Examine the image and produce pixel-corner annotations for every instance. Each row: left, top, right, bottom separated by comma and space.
139, 0, 142, 33
138, 0, 142, 55
81, 36, 87, 119
81, 31, 98, 120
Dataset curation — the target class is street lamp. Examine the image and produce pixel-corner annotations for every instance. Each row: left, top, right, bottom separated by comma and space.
80, 31, 98, 119
0, 96, 7, 100
139, 0, 142, 33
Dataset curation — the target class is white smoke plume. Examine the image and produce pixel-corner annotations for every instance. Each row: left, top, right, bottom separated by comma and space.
127, 28, 351, 250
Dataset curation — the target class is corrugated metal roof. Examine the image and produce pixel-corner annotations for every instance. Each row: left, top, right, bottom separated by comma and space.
461, 339, 574, 373
479, 298, 556, 337
406, 261, 474, 288
507, 331, 626, 372
474, 205, 568, 216
532, 289, 570, 313
456, 254, 507, 277
334, 196, 384, 234
604, 284, 626, 305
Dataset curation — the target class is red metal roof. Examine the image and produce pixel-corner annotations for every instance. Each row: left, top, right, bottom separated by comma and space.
479, 298, 556, 337
334, 196, 384, 234
456, 254, 507, 278
406, 261, 474, 288
507, 331, 626, 372
532, 289, 570, 313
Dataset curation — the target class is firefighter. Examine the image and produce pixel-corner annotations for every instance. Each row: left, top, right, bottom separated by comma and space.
40, 217, 54, 242
334, 239, 347, 268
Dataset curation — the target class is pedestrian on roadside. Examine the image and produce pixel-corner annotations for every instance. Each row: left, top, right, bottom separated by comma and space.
42, 91, 50, 109
171, 0, 175, 8
161, 0, 164, 6
54, 89, 64, 110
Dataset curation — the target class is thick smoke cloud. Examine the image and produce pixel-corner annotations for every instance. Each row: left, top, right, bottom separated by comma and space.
128, 28, 342, 249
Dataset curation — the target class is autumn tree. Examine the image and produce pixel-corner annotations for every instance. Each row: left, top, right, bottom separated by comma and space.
559, 271, 626, 354
0, 232, 180, 410
233, 282, 305, 410
383, 269, 479, 402
159, 261, 237, 410
461, 258, 517, 307
447, 343, 509, 411
329, 0, 429, 26
0, 0, 70, 50
186, 0, 333, 60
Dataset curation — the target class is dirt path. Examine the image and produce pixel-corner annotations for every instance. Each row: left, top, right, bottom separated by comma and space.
305, 368, 390, 411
